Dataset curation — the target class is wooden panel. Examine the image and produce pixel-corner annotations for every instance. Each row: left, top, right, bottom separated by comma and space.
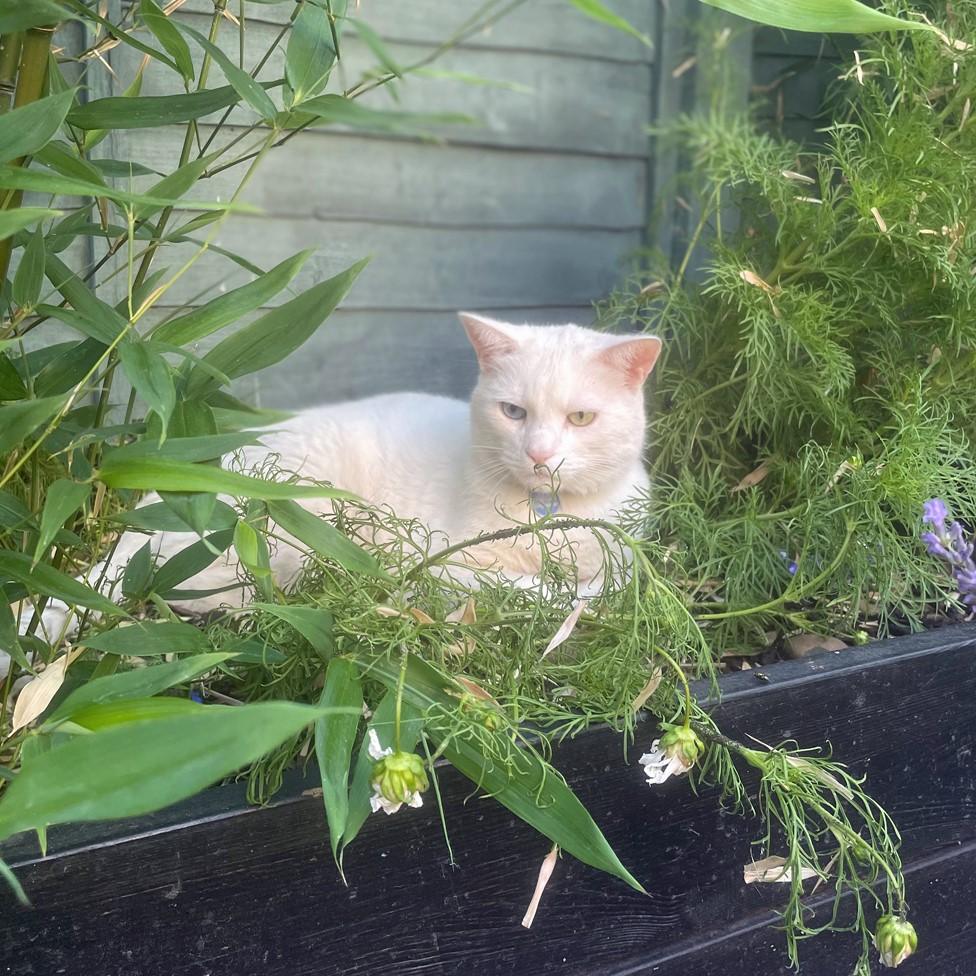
117, 22, 653, 157
128, 221, 641, 311
2, 624, 974, 975
122, 130, 647, 229
173, 0, 657, 63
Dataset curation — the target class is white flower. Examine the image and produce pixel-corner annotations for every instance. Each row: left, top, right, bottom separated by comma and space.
369, 784, 424, 816
367, 728, 392, 761
640, 739, 692, 785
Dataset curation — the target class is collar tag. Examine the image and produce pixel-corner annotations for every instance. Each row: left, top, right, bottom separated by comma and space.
529, 489, 560, 518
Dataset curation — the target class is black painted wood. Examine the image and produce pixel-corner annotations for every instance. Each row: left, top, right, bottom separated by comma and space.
1, 623, 975, 976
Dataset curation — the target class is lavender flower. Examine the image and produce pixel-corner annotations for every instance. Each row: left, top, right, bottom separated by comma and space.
922, 498, 976, 606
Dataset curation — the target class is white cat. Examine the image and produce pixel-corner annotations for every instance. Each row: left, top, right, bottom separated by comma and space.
12, 314, 661, 648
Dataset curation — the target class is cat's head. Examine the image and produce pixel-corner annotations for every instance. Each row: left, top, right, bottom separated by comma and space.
460, 313, 661, 496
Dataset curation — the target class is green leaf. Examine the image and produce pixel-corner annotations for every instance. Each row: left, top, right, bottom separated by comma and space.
98, 457, 355, 503
67, 84, 248, 130
370, 654, 645, 893
32, 479, 89, 565
0, 353, 27, 400
350, 20, 401, 78
121, 540, 154, 598
76, 620, 211, 656
159, 492, 218, 539
81, 54, 146, 152
0, 164, 247, 214
104, 432, 261, 465
140, 0, 195, 83
186, 257, 369, 396
44, 252, 129, 339
0, 0, 73, 32
315, 657, 362, 865
132, 154, 213, 222
286, 1, 337, 105
0, 551, 122, 616
233, 519, 273, 599
68, 697, 205, 730
251, 603, 333, 658
12, 225, 46, 309
0, 491, 34, 532
342, 689, 424, 849
0, 395, 66, 454
47, 652, 231, 724
34, 337, 105, 397
36, 139, 106, 186
34, 304, 126, 345
152, 250, 314, 346
699, 0, 937, 33
91, 158, 162, 179
266, 499, 386, 579
0, 207, 61, 243
62, 0, 180, 73
118, 341, 177, 435
178, 23, 278, 120
0, 702, 343, 840
0, 89, 75, 165
0, 587, 31, 673
112, 499, 238, 534
565, 0, 651, 45
285, 94, 473, 134
149, 528, 236, 595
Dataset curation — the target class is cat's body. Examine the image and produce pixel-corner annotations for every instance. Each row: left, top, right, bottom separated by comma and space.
11, 315, 661, 648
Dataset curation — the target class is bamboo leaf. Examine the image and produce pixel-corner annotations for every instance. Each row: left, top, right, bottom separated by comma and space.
0, 702, 342, 841
118, 341, 177, 435
132, 155, 214, 222
112, 499, 238, 534
233, 519, 273, 600
32, 479, 89, 565
369, 654, 646, 893
266, 499, 386, 579
69, 697, 205, 730
286, 1, 337, 105
0, 89, 75, 165
67, 85, 246, 129
0, 208, 61, 243
0, 551, 122, 616
186, 257, 369, 396
140, 0, 195, 83
315, 657, 363, 865
152, 250, 314, 346
0, 395, 67, 454
76, 621, 212, 657
350, 20, 402, 78
251, 603, 333, 658
0, 0, 73, 32
47, 652, 232, 724
148, 528, 236, 595
178, 23, 278, 119
121, 540, 154, 598
103, 432, 261, 465
285, 94, 473, 134
699, 0, 935, 33
564, 0, 651, 46
159, 492, 218, 539
0, 353, 27, 400
12, 225, 46, 309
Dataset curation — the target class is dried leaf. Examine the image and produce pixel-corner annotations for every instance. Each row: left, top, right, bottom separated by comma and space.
408, 607, 435, 625
739, 268, 776, 293
781, 169, 815, 184
743, 855, 817, 884
521, 845, 559, 928
732, 458, 772, 492
541, 599, 589, 659
631, 667, 663, 713
783, 754, 854, 801
445, 597, 477, 625
783, 633, 847, 659
870, 206, 888, 233
11, 647, 84, 733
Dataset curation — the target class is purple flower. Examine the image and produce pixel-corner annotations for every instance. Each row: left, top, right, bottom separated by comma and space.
922, 499, 976, 606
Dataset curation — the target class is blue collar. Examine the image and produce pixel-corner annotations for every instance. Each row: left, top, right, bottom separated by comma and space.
529, 489, 560, 518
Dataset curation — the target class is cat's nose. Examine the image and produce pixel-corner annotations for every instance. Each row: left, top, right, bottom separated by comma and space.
526, 448, 553, 467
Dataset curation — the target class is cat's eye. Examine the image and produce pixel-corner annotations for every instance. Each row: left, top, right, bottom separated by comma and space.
500, 402, 527, 420
567, 410, 596, 427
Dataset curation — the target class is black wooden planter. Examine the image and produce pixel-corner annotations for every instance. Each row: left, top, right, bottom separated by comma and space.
1, 624, 974, 976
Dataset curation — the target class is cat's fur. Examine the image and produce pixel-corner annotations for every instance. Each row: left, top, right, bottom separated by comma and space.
13, 314, 661, 648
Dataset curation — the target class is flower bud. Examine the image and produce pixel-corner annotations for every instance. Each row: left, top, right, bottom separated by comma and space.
371, 750, 429, 805
875, 915, 917, 968
659, 724, 705, 771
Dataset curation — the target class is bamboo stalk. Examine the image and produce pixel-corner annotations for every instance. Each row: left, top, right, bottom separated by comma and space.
0, 32, 23, 112
0, 26, 54, 284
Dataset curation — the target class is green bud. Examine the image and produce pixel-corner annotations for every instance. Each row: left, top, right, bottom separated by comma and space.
875, 915, 917, 968
659, 724, 705, 771
370, 750, 429, 805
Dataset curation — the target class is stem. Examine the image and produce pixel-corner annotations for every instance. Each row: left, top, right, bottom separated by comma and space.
0, 25, 53, 282
394, 649, 408, 752
0, 33, 23, 111
654, 643, 692, 723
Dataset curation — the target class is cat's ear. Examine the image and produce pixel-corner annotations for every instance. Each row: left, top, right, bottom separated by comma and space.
459, 312, 519, 371
597, 335, 662, 388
